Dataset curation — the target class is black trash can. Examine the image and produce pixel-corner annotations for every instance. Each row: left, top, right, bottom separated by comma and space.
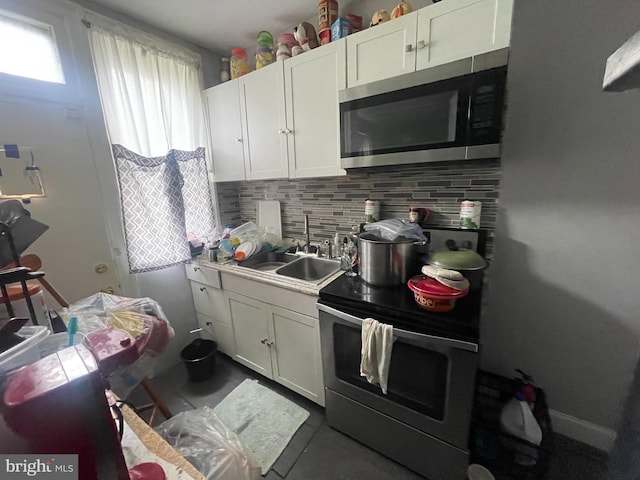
180, 338, 217, 382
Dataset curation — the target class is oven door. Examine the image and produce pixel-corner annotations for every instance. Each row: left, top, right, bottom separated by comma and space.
318, 303, 478, 450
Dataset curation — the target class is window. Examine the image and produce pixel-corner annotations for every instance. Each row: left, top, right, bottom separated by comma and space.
0, 10, 65, 84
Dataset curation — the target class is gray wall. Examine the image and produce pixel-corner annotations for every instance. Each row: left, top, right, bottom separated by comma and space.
481, 0, 640, 441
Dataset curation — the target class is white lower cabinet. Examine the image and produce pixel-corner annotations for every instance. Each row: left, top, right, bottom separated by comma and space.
269, 305, 323, 404
186, 264, 234, 356
227, 291, 272, 378
222, 273, 325, 406
187, 266, 325, 405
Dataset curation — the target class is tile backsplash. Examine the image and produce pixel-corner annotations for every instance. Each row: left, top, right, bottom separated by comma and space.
216, 159, 501, 255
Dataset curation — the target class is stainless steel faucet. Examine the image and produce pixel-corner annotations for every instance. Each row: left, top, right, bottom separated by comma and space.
304, 214, 311, 254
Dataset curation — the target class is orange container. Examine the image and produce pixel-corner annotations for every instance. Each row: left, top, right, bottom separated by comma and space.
318, 0, 339, 33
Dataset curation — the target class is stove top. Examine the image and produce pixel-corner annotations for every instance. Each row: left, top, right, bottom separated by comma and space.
319, 273, 481, 343
318, 226, 487, 343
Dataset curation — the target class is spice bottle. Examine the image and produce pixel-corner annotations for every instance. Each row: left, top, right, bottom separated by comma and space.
365, 199, 380, 223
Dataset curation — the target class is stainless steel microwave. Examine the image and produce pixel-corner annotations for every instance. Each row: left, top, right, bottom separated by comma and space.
339, 48, 509, 169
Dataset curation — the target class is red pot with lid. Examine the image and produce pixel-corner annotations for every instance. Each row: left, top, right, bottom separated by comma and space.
407, 275, 468, 312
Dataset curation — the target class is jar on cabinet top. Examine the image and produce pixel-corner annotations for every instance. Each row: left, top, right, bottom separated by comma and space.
220, 57, 230, 82
230, 48, 250, 79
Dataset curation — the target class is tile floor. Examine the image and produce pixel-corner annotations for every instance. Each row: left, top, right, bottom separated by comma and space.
127, 353, 608, 480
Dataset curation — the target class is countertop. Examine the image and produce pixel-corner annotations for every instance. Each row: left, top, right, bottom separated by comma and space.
188, 255, 344, 296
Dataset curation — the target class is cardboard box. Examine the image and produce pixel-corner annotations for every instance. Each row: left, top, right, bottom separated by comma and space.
331, 17, 351, 41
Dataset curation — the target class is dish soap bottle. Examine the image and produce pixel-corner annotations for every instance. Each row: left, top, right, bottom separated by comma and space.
499, 391, 543, 465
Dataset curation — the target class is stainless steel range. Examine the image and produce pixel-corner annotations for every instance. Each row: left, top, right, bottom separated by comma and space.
317, 227, 486, 480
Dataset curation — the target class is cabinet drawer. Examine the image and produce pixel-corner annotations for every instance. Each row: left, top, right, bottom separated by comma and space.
190, 280, 230, 324
186, 263, 221, 288
196, 311, 235, 356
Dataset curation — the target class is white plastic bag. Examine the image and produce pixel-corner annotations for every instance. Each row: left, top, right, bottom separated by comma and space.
156, 407, 261, 480
362, 219, 427, 242
61, 293, 175, 398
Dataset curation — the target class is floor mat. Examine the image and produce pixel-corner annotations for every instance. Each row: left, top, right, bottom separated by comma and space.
213, 379, 310, 475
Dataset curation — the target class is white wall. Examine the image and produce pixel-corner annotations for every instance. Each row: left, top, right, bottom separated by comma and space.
481, 0, 640, 450
0, 0, 214, 373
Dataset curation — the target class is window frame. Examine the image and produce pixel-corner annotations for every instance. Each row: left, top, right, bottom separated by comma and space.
0, 0, 82, 105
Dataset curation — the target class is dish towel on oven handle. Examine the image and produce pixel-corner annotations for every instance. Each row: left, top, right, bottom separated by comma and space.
360, 318, 394, 394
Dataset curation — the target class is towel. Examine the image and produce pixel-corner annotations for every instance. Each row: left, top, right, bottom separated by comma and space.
360, 318, 394, 394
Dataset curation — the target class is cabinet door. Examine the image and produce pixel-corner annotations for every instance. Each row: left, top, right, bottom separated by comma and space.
284, 40, 346, 178
189, 281, 228, 322
204, 80, 246, 182
226, 291, 272, 378
346, 13, 418, 87
196, 311, 235, 356
239, 62, 289, 180
415, 0, 514, 71
268, 306, 324, 405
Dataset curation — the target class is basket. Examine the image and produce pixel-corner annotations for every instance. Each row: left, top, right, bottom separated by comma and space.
469, 370, 554, 479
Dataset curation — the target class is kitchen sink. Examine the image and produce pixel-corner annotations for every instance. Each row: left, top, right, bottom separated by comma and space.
275, 256, 340, 283
237, 251, 299, 271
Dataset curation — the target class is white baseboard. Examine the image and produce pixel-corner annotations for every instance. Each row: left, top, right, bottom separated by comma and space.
550, 409, 617, 452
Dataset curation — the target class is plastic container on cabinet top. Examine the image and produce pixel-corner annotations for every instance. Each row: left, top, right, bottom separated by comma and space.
230, 48, 250, 79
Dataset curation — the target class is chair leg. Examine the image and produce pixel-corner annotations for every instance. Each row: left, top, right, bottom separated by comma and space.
137, 377, 172, 426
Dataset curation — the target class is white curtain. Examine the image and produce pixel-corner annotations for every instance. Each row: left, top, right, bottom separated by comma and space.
88, 16, 215, 272
88, 17, 207, 156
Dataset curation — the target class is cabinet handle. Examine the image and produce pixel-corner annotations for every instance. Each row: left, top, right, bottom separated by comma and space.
260, 337, 268, 344
199, 287, 206, 292
193, 266, 200, 272
405, 44, 413, 53
417, 40, 427, 49
279, 128, 292, 134
235, 138, 243, 142
265, 340, 274, 347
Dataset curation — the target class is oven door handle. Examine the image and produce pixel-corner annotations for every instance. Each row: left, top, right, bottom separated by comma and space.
318, 303, 478, 353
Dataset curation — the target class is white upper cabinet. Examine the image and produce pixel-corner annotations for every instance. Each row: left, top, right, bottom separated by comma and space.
206, 62, 288, 182
206, 0, 514, 179
415, 0, 514, 71
239, 62, 289, 180
205, 80, 245, 182
347, 13, 418, 87
347, 0, 514, 87
284, 39, 346, 178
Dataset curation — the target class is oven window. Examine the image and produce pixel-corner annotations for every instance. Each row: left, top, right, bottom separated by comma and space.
333, 323, 448, 420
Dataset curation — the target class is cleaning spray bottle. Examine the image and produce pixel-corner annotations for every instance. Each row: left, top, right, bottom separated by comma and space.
499, 390, 543, 465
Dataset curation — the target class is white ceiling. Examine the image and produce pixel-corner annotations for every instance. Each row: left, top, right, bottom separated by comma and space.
85, 0, 433, 55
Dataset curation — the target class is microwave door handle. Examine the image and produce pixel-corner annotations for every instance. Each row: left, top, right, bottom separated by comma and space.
317, 303, 478, 352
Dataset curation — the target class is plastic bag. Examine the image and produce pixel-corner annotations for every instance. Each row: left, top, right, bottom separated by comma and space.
156, 407, 261, 480
61, 293, 175, 398
362, 219, 427, 242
